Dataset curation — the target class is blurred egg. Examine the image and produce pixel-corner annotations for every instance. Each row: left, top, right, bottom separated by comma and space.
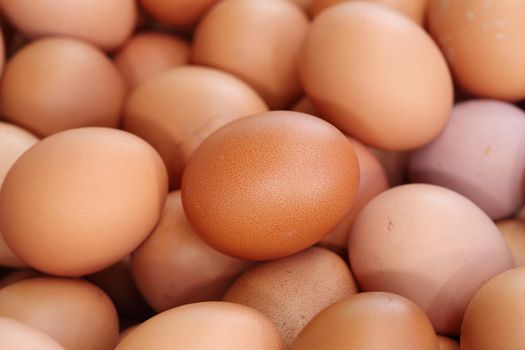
461, 267, 525, 350
409, 100, 525, 220
0, 38, 125, 136
300, 2, 452, 150
0, 317, 65, 350
181, 111, 359, 260
192, 0, 309, 108
114, 32, 189, 89
348, 184, 515, 335
124, 66, 267, 188
497, 220, 525, 266
0, 0, 136, 51
428, 0, 525, 101
437, 336, 459, 350
139, 0, 220, 28
223, 247, 358, 346
0, 127, 168, 276
290, 292, 439, 350
115, 302, 284, 350
131, 191, 251, 312
0, 277, 119, 350
0, 269, 41, 289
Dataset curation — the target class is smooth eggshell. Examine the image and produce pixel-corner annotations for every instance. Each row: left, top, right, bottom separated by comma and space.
409, 100, 525, 220
437, 336, 459, 350
0, 127, 168, 276
139, 0, 220, 28
0, 317, 66, 350
300, 2, 452, 150
497, 220, 525, 267
290, 292, 439, 350
223, 247, 358, 346
348, 184, 515, 335
181, 111, 359, 260
115, 302, 284, 350
0, 277, 119, 350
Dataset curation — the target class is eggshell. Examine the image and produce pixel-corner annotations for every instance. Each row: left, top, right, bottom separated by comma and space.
0, 127, 168, 276
131, 191, 251, 312
300, 2, 453, 150
0, 277, 119, 350
497, 220, 525, 267
115, 301, 284, 350
114, 32, 189, 89
0, 38, 126, 136
139, 0, 220, 28
0, 317, 65, 350
0, 0, 136, 51
181, 111, 359, 260
428, 0, 525, 101
192, 0, 309, 109
290, 292, 439, 350
348, 184, 515, 335
437, 336, 459, 350
409, 100, 525, 220
124, 66, 267, 188
223, 247, 358, 346
461, 267, 525, 350
288, 0, 315, 12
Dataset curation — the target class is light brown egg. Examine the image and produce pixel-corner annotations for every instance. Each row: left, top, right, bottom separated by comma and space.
115, 302, 284, 350
0, 127, 168, 276
300, 2, 453, 150
348, 184, 515, 335
131, 191, 251, 312
114, 32, 189, 89
428, 0, 525, 101
437, 336, 459, 350
0, 38, 126, 137
320, 138, 389, 254
0, 277, 119, 350
181, 111, 359, 260
497, 220, 525, 267
290, 292, 439, 350
0, 317, 66, 350
192, 0, 309, 109
461, 267, 525, 350
124, 66, 267, 188
223, 247, 358, 346
0, 269, 41, 289
139, 0, 220, 28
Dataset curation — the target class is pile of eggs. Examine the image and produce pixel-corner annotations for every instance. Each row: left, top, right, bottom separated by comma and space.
0, 0, 524, 349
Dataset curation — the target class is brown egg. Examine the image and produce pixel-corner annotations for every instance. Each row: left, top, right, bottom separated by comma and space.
290, 292, 439, 350
0, 38, 126, 137
192, 0, 309, 109
0, 127, 168, 276
370, 148, 408, 186
115, 302, 284, 350
181, 111, 359, 260
348, 184, 515, 335
0, 0, 136, 51
0, 269, 41, 289
497, 220, 525, 267
0, 317, 66, 350
131, 191, 251, 312
300, 2, 453, 150
461, 267, 525, 350
0, 122, 38, 268
320, 138, 389, 254
124, 66, 267, 188
0, 277, 119, 350
437, 336, 459, 350
428, 0, 525, 101
223, 247, 358, 346
139, 0, 220, 28
114, 32, 189, 89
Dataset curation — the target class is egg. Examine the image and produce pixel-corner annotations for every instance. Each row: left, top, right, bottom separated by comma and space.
124, 66, 267, 188
0, 38, 126, 136
139, 0, 220, 28
497, 220, 525, 266
0, 269, 41, 289
114, 32, 189, 89
428, 0, 525, 101
0, 127, 168, 276
115, 302, 284, 350
461, 267, 525, 350
181, 111, 359, 260
0, 317, 65, 350
300, 2, 453, 150
409, 100, 525, 220
192, 0, 309, 109
0, 0, 136, 51
290, 292, 439, 350
370, 149, 408, 186
348, 184, 515, 335
0, 277, 119, 350
437, 336, 459, 350
288, 0, 315, 12
131, 191, 251, 312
